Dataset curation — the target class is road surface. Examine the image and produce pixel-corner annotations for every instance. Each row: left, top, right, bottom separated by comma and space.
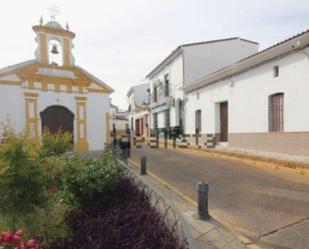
130, 146, 309, 249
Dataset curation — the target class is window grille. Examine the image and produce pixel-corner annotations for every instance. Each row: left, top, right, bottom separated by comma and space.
269, 93, 284, 132
195, 110, 202, 133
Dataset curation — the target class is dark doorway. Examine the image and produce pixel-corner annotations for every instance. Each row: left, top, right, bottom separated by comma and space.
220, 102, 228, 142
135, 119, 140, 136
179, 100, 183, 130
40, 106, 74, 141
141, 118, 144, 135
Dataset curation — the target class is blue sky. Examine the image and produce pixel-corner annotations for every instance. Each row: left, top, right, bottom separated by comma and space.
0, 0, 308, 109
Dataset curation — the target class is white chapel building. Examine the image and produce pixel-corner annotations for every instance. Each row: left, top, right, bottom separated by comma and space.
0, 18, 113, 152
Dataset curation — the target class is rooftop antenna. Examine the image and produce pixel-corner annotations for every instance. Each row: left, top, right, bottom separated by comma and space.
48, 4, 61, 21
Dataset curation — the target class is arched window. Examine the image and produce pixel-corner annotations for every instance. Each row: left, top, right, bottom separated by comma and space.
269, 93, 284, 132
48, 39, 63, 66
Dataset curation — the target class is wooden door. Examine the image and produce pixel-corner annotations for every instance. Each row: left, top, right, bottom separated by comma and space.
220, 102, 228, 142
40, 105, 74, 141
195, 110, 202, 134
141, 118, 144, 136
135, 119, 140, 136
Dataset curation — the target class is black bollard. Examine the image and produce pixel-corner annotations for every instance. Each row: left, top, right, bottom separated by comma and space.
173, 136, 176, 148
197, 182, 210, 220
140, 156, 147, 175
164, 129, 168, 148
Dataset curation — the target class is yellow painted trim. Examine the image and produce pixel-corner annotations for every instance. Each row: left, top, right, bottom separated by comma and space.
67, 83, 73, 93
88, 88, 111, 94
41, 82, 48, 91
21, 74, 90, 85
76, 139, 89, 152
55, 84, 61, 92
0, 80, 22, 86
75, 100, 89, 152
2, 63, 111, 94
25, 97, 39, 143
75, 96, 87, 101
33, 25, 76, 39
78, 86, 84, 93
63, 38, 71, 67
24, 92, 38, 98
39, 33, 48, 65
28, 80, 34, 90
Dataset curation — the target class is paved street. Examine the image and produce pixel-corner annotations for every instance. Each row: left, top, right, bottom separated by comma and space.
130, 146, 309, 249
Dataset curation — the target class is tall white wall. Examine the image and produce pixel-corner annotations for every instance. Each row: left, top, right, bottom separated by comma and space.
87, 93, 109, 150
183, 39, 258, 85
0, 85, 25, 133
185, 47, 309, 134
149, 54, 184, 128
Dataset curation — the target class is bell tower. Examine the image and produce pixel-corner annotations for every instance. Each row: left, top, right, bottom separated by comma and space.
32, 17, 76, 67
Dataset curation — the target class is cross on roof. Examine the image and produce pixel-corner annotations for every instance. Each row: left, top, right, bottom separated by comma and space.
48, 4, 61, 21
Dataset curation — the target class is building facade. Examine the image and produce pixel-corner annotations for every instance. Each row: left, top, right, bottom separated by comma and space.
147, 38, 258, 136
0, 19, 113, 152
127, 83, 150, 137
110, 101, 129, 136
183, 30, 309, 156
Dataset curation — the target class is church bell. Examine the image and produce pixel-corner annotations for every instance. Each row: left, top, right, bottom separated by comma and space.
51, 44, 59, 54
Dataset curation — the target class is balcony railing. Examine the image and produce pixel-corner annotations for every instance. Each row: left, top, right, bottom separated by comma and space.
150, 95, 174, 109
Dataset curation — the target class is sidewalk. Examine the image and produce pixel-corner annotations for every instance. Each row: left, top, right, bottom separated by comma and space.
140, 137, 309, 171
127, 160, 249, 249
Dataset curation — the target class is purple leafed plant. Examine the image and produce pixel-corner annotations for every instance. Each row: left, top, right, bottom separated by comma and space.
51, 177, 188, 249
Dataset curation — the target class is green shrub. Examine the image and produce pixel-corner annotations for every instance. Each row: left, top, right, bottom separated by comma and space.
40, 130, 73, 158
0, 134, 46, 229
62, 151, 122, 207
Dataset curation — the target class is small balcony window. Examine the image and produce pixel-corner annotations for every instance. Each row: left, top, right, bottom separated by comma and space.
273, 66, 279, 77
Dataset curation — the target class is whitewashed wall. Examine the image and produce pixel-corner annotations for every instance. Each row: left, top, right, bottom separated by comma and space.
112, 119, 128, 131
0, 85, 25, 133
87, 93, 110, 150
185, 47, 309, 134
149, 54, 184, 128
183, 39, 258, 85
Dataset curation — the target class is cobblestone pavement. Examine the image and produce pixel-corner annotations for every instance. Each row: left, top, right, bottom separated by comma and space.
130, 146, 309, 249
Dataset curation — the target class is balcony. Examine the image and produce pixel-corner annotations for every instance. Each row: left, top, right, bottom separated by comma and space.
150, 95, 174, 109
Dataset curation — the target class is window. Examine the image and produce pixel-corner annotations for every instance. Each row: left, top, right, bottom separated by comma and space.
165, 109, 170, 127
153, 113, 158, 129
197, 92, 200, 100
195, 110, 202, 134
273, 66, 279, 77
164, 74, 170, 96
269, 93, 284, 132
153, 86, 158, 102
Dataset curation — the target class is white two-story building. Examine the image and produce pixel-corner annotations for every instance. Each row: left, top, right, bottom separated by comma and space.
183, 29, 309, 157
147, 38, 259, 137
127, 83, 150, 137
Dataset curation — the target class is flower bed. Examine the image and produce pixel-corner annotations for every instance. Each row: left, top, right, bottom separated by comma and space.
51, 177, 188, 249
0, 123, 189, 249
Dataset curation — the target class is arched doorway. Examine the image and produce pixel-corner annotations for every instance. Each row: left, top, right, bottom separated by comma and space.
40, 106, 74, 141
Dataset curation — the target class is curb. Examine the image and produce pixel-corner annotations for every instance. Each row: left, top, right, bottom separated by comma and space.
138, 139, 309, 175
